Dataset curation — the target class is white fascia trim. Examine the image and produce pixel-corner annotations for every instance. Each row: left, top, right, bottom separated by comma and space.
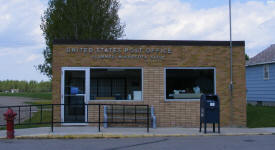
246, 61, 275, 67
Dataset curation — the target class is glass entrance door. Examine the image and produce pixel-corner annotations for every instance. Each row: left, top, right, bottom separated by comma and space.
63, 70, 86, 123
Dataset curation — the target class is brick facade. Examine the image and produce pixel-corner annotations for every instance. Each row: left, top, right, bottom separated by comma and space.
52, 40, 246, 127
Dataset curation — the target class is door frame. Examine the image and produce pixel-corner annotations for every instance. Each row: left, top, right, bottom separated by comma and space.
61, 67, 90, 125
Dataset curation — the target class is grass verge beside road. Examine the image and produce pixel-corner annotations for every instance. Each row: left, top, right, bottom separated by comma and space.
25, 100, 52, 106
0, 110, 51, 130
0, 92, 52, 100
17, 110, 51, 129
247, 104, 275, 128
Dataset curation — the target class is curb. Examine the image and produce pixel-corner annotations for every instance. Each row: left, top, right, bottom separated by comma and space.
1, 132, 274, 139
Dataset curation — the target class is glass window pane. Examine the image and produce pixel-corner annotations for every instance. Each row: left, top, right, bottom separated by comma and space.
64, 70, 85, 123
90, 69, 142, 100
166, 69, 214, 99
64, 96, 85, 122
264, 64, 269, 80
65, 71, 85, 95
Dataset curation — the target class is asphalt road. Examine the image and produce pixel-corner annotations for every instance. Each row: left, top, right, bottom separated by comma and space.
0, 135, 275, 150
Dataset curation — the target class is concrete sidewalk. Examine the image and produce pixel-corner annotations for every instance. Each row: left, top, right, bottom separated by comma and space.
1, 127, 275, 139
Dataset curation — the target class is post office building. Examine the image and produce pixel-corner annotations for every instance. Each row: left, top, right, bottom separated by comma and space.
52, 40, 246, 127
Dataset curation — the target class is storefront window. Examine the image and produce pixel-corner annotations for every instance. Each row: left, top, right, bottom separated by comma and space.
90, 68, 142, 100
165, 68, 215, 100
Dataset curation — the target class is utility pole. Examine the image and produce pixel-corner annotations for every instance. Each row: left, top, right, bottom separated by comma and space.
229, 0, 234, 127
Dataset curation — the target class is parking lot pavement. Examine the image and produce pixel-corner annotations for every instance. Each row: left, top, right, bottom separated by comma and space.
0, 96, 36, 106
0, 96, 36, 126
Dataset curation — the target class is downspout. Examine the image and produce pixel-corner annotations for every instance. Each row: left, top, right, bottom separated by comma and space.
229, 0, 234, 126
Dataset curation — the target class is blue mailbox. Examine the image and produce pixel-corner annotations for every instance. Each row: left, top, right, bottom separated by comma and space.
199, 94, 220, 133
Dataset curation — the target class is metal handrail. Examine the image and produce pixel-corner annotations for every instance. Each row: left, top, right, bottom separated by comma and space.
0, 104, 150, 132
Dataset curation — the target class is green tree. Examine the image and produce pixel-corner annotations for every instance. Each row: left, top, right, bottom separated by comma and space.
38, 0, 125, 78
0, 80, 52, 93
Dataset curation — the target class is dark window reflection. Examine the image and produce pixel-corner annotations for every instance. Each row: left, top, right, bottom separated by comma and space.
64, 70, 85, 123
166, 69, 214, 99
90, 69, 142, 100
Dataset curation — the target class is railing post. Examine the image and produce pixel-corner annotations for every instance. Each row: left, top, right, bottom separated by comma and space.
147, 105, 149, 133
123, 105, 125, 122
218, 120, 220, 133
98, 104, 101, 132
213, 123, 215, 133
40, 105, 43, 123
18, 106, 21, 125
51, 104, 54, 132
86, 104, 88, 123
29, 105, 32, 123
111, 105, 113, 122
134, 105, 137, 123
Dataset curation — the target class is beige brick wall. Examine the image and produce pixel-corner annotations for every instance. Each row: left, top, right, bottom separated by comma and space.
52, 44, 246, 127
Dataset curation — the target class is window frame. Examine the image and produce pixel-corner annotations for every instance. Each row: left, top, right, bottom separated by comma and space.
263, 64, 269, 80
164, 67, 216, 101
89, 67, 144, 102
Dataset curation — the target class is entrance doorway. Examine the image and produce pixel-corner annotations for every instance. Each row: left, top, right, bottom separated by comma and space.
61, 68, 89, 124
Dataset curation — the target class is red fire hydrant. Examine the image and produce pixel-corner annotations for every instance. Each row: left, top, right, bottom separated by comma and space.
4, 108, 17, 139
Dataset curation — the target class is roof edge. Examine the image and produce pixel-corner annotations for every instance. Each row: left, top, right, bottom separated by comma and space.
53, 39, 245, 46
246, 60, 275, 66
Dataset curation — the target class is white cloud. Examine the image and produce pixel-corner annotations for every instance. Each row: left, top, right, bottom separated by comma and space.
267, 0, 275, 4
0, 14, 11, 32
119, 0, 275, 57
15, 53, 43, 64
25, 54, 42, 63
0, 0, 274, 81
0, 0, 47, 81
0, 0, 45, 46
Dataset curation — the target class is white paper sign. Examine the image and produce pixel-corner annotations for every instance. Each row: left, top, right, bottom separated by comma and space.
210, 102, 215, 107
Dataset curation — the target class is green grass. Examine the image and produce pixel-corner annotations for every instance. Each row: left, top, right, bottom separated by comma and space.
0, 110, 52, 130
247, 104, 275, 128
25, 100, 52, 105
24, 100, 52, 109
0, 92, 52, 100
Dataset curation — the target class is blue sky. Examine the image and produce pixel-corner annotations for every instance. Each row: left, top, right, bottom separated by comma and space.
0, 0, 275, 81
181, 0, 271, 9
181, 0, 245, 9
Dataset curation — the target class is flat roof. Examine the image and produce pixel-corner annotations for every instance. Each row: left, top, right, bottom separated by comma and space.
53, 39, 245, 46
